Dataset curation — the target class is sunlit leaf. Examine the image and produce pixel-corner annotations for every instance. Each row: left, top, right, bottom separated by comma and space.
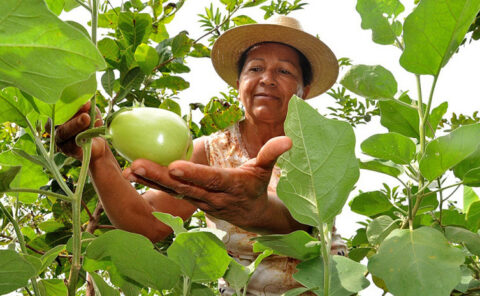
350, 191, 392, 217
366, 215, 398, 245
454, 146, 480, 183
252, 231, 320, 260
359, 159, 403, 177
159, 98, 181, 116
85, 230, 181, 291
171, 31, 192, 58
400, 0, 480, 75
420, 123, 480, 181
294, 256, 370, 296
98, 38, 121, 67
277, 96, 359, 225
134, 43, 159, 74
361, 132, 416, 164
368, 227, 464, 296
340, 65, 397, 100
379, 97, 419, 138
200, 99, 243, 135
151, 75, 189, 91
0, 250, 37, 294
232, 15, 256, 25
356, 0, 404, 45
167, 231, 230, 282
152, 212, 186, 234
118, 12, 152, 49
464, 186, 479, 212
467, 200, 480, 232
0, 0, 105, 103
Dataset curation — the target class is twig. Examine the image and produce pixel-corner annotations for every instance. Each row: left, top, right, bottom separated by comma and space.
193, 5, 241, 44
81, 200, 94, 221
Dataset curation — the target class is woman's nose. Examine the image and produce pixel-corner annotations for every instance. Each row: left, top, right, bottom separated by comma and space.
259, 70, 276, 87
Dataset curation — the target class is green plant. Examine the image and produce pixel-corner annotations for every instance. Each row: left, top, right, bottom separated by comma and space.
107, 107, 193, 165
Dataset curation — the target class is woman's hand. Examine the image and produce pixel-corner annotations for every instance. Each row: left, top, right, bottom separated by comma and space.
123, 136, 306, 234
55, 102, 107, 162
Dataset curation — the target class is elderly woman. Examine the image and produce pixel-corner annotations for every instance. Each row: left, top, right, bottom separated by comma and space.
56, 16, 346, 295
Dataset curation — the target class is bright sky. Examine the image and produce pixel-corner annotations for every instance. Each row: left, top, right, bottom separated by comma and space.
65, 1, 480, 294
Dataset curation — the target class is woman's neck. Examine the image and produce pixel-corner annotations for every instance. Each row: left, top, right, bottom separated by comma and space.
239, 117, 285, 158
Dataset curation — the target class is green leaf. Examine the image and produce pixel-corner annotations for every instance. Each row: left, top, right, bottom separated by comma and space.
38, 279, 67, 296
189, 43, 211, 58
200, 99, 243, 135
359, 159, 403, 177
63, 0, 82, 12
349, 191, 392, 217
243, 0, 268, 7
464, 186, 479, 212
224, 249, 272, 292
368, 227, 464, 296
152, 212, 187, 234
463, 168, 480, 187
98, 38, 121, 67
151, 75, 189, 91
159, 98, 181, 116
102, 70, 116, 97
420, 123, 480, 181
191, 283, 215, 296
118, 12, 152, 49
400, 0, 480, 75
0, 250, 37, 294
85, 229, 181, 291
90, 272, 120, 296
277, 96, 359, 225
0, 136, 49, 204
366, 215, 399, 245
0, 0, 105, 103
356, 0, 404, 45
427, 102, 448, 138
117, 67, 145, 102
438, 209, 467, 228
251, 231, 319, 260
38, 244, 65, 275
340, 65, 397, 100
171, 31, 192, 58
150, 23, 169, 43
167, 231, 230, 282
45, 0, 64, 15
444, 226, 480, 256
134, 43, 159, 74
467, 200, 480, 232
361, 132, 416, 164
379, 98, 419, 139
0, 165, 21, 192
232, 15, 256, 25
454, 146, 480, 183
294, 256, 370, 296
0, 87, 34, 127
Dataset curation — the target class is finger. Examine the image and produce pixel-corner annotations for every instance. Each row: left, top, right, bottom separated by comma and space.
168, 161, 235, 192
56, 113, 91, 144
255, 136, 292, 170
57, 140, 83, 158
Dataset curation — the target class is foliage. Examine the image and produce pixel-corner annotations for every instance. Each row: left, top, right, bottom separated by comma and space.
1, 0, 480, 296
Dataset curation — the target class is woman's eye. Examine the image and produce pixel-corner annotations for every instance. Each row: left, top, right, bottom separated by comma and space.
249, 66, 261, 72
280, 69, 292, 75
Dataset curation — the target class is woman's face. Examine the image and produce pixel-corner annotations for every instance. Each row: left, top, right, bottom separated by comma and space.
237, 43, 310, 124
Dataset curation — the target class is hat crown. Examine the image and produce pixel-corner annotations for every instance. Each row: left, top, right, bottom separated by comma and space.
267, 16, 303, 31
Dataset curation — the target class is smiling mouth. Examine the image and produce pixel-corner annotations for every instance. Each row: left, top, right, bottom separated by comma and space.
254, 93, 278, 100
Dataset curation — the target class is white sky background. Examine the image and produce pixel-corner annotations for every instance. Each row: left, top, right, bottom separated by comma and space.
64, 1, 480, 294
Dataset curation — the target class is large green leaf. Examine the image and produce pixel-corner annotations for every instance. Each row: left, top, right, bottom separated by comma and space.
361, 132, 416, 164
134, 43, 159, 74
252, 230, 320, 260
38, 279, 68, 296
294, 256, 370, 296
0, 136, 49, 203
340, 65, 397, 100
84, 229, 181, 291
167, 231, 230, 282
444, 226, 480, 256
366, 215, 399, 245
0, 0, 105, 103
0, 88, 34, 127
420, 123, 480, 181
359, 159, 403, 177
464, 186, 479, 212
0, 250, 37, 294
400, 0, 480, 75
379, 98, 419, 138
0, 165, 21, 192
277, 96, 359, 226
454, 146, 480, 183
118, 12, 152, 49
349, 191, 392, 217
368, 227, 464, 296
356, 0, 404, 45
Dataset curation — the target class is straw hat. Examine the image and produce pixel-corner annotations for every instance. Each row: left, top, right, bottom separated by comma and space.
210, 16, 339, 99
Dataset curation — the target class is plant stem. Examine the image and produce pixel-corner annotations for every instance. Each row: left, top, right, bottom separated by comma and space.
421, 75, 439, 129
318, 223, 331, 296
0, 202, 41, 296
4, 188, 72, 202
182, 276, 191, 296
49, 105, 55, 160
74, 0, 92, 12
437, 179, 444, 226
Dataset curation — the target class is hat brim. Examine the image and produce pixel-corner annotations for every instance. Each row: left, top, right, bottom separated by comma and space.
211, 23, 339, 99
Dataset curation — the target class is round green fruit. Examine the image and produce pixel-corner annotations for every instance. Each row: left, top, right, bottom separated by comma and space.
107, 107, 193, 166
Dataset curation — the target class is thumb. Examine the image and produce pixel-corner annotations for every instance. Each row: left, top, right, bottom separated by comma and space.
255, 136, 292, 170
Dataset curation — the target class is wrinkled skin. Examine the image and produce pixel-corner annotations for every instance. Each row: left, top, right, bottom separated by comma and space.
55, 42, 311, 241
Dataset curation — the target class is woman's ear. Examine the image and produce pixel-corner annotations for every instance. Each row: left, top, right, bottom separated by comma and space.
301, 85, 311, 99
236, 80, 239, 89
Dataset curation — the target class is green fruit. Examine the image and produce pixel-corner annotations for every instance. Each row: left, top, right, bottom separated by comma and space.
107, 107, 193, 165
